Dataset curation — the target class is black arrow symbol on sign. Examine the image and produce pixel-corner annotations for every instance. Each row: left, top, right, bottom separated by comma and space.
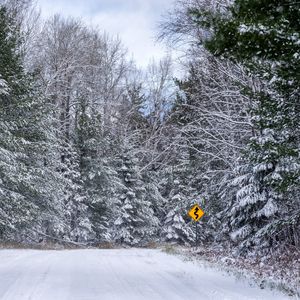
194, 207, 199, 219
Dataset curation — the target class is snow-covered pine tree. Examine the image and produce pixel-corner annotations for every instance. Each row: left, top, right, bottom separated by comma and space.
143, 170, 165, 235
75, 96, 121, 244
228, 90, 299, 250
60, 140, 93, 243
0, 5, 65, 241
0, 6, 36, 237
162, 174, 195, 245
194, 0, 300, 250
114, 143, 159, 246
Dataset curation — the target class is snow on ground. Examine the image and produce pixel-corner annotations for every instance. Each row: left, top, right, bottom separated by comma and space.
0, 248, 294, 300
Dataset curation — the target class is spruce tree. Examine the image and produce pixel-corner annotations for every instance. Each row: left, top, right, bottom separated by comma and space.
75, 97, 120, 243
162, 179, 195, 245
114, 144, 159, 246
0, 6, 62, 240
193, 0, 300, 250
0, 6, 35, 237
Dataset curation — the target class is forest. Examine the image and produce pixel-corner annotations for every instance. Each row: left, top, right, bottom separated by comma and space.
0, 0, 299, 260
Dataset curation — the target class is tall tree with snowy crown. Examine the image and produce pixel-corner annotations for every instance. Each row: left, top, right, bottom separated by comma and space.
0, 6, 36, 236
162, 178, 195, 245
0, 5, 61, 239
114, 143, 159, 246
74, 94, 122, 243
193, 0, 300, 250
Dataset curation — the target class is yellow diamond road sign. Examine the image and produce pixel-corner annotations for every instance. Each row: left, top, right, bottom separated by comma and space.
188, 204, 205, 222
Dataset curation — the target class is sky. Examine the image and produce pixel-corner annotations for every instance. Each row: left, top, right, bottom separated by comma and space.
37, 0, 175, 68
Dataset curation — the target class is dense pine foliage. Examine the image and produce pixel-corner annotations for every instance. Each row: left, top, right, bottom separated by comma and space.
0, 0, 299, 254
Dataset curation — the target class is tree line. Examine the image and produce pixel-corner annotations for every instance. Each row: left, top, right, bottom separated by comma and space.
0, 0, 299, 254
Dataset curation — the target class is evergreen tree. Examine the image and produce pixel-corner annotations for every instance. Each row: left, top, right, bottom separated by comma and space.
193, 0, 300, 250
114, 144, 159, 245
0, 6, 63, 240
162, 178, 195, 245
0, 6, 36, 237
75, 97, 120, 243
62, 144, 92, 243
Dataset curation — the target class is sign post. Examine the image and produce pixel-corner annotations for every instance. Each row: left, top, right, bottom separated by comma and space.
188, 204, 205, 247
196, 222, 198, 247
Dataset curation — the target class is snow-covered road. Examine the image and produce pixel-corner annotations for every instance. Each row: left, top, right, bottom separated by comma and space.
0, 249, 291, 300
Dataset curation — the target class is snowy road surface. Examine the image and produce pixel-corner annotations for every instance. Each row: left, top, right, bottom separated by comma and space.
0, 249, 291, 300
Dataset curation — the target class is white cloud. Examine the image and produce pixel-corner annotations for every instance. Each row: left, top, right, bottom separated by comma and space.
37, 0, 175, 68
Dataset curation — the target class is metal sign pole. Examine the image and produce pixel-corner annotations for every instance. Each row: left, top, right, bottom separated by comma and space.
195, 221, 198, 248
